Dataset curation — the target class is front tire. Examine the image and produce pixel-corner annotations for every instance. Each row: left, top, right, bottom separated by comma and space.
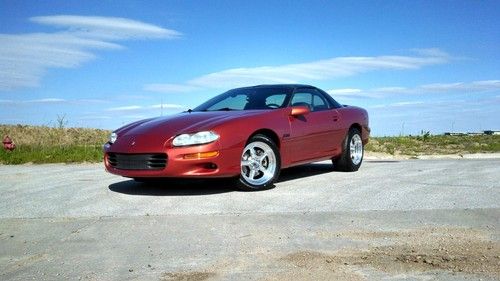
237, 135, 281, 191
333, 128, 363, 172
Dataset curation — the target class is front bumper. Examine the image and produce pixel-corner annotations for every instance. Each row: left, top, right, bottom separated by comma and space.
103, 141, 242, 178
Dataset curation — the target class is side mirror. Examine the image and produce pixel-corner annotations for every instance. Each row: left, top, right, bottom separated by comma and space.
290, 105, 310, 116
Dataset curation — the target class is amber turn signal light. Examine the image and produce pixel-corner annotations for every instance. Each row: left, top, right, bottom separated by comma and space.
183, 151, 219, 159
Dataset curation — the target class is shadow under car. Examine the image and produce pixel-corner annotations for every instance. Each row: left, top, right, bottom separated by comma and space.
108, 162, 348, 195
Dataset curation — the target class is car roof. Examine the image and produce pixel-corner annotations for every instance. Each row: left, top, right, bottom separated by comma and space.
237, 84, 317, 90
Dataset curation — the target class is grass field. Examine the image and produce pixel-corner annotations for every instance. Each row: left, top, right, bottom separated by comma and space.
366, 134, 500, 156
1, 124, 499, 164
0, 124, 109, 164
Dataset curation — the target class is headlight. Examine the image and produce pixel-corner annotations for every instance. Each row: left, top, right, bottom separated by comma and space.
109, 132, 117, 144
172, 131, 219, 146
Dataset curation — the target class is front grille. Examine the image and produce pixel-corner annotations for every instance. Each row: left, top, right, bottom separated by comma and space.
107, 153, 167, 170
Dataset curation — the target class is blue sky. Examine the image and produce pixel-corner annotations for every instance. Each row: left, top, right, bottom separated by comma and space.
1, 0, 499, 136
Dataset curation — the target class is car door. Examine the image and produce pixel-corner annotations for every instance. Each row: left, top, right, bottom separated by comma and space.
287, 88, 342, 163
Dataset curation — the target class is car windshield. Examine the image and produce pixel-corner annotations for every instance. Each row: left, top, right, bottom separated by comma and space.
193, 87, 293, 111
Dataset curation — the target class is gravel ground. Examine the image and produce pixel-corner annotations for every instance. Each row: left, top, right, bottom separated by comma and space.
0, 159, 499, 280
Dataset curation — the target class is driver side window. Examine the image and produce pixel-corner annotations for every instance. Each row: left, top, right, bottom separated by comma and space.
290, 89, 330, 112
265, 94, 287, 108
290, 92, 312, 111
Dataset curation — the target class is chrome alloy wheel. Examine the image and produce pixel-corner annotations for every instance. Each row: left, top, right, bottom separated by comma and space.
350, 134, 363, 165
241, 141, 277, 186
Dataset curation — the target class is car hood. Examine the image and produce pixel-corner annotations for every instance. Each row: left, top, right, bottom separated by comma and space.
117, 110, 270, 138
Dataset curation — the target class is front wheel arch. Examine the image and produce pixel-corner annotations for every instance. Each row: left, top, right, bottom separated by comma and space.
247, 129, 281, 148
237, 134, 281, 191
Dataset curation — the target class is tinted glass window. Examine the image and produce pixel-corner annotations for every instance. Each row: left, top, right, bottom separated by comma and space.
290, 89, 330, 112
290, 92, 312, 108
265, 94, 287, 108
194, 87, 293, 111
205, 94, 247, 110
312, 94, 329, 111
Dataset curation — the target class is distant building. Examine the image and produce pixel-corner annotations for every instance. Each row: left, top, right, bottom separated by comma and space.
444, 130, 500, 136
484, 130, 500, 135
444, 132, 466, 136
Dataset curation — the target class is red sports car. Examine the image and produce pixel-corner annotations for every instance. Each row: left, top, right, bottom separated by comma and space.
104, 84, 370, 190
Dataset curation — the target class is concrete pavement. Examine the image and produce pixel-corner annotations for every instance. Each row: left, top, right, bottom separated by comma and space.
0, 159, 499, 280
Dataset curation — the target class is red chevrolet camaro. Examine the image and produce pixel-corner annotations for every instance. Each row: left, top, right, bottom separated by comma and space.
104, 84, 370, 190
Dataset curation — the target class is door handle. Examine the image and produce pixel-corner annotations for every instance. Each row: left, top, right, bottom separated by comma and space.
333, 116, 339, 122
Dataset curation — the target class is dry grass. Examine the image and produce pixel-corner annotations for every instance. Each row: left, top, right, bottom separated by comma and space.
1, 124, 499, 164
0, 124, 110, 164
0, 124, 109, 146
366, 134, 500, 156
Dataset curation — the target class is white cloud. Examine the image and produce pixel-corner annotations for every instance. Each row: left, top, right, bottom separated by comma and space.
371, 87, 409, 94
0, 97, 110, 106
145, 49, 451, 93
106, 105, 143, 112
328, 79, 500, 99
389, 101, 425, 107
327, 88, 362, 95
73, 98, 109, 104
327, 87, 412, 98
0, 98, 66, 104
367, 95, 500, 135
368, 101, 424, 109
420, 80, 500, 92
327, 88, 379, 98
31, 15, 180, 40
410, 48, 451, 58
27, 98, 66, 103
0, 15, 181, 91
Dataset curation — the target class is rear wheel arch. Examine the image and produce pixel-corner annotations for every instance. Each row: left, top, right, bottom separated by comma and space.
333, 126, 364, 172
349, 123, 362, 135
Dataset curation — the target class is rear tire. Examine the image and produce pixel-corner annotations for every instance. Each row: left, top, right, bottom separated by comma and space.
237, 135, 281, 191
333, 128, 363, 172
